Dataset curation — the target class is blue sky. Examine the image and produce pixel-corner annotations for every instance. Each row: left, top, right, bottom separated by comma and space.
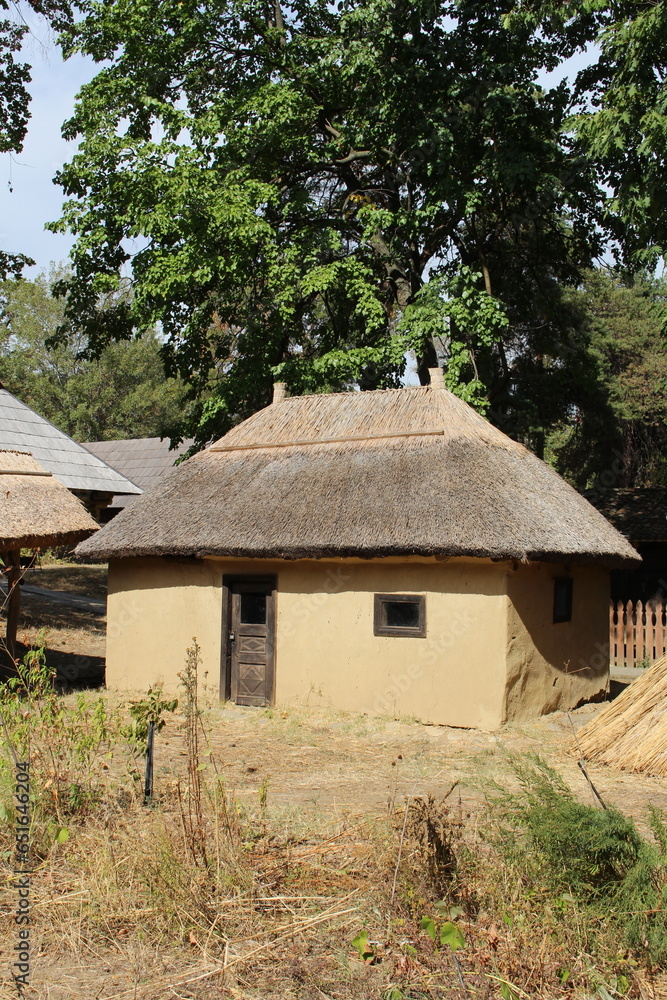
0, 12, 95, 277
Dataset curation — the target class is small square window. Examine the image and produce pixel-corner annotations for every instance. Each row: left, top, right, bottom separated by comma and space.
553, 577, 573, 624
374, 594, 426, 637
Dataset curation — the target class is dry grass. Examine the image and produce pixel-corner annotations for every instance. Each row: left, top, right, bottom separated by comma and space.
1, 678, 667, 999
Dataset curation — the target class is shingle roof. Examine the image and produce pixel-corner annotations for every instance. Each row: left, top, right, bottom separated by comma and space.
584, 488, 667, 543
82, 437, 193, 496
77, 382, 640, 567
0, 450, 99, 549
0, 390, 142, 495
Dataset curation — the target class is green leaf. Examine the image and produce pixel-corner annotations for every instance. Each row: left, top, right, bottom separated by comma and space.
351, 931, 374, 960
439, 921, 465, 952
420, 916, 437, 943
55, 826, 70, 844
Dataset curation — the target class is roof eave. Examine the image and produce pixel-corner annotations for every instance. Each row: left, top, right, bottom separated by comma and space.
75, 540, 641, 569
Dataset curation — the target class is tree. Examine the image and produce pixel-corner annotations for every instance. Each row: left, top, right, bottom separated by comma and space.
0, 0, 72, 277
546, 270, 667, 490
0, 267, 189, 440
573, 1, 667, 271
50, 0, 606, 446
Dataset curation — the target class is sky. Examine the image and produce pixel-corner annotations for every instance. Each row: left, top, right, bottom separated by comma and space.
0, 12, 96, 278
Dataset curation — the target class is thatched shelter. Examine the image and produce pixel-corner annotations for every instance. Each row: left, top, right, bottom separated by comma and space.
77, 373, 638, 729
575, 654, 667, 776
0, 450, 99, 655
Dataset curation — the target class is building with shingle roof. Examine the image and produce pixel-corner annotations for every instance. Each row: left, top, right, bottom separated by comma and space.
0, 389, 141, 516
77, 372, 639, 729
585, 487, 667, 603
82, 437, 193, 519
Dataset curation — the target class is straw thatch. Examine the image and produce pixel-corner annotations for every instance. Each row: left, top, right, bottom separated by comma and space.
76, 384, 640, 565
0, 450, 99, 550
576, 654, 667, 776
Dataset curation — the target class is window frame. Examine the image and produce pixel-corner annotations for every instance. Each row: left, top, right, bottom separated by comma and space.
374, 593, 426, 638
553, 576, 573, 624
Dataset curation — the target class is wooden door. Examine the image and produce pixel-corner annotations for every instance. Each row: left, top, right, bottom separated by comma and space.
223, 577, 276, 707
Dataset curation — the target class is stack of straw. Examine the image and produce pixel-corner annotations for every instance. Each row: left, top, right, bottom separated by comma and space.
576, 654, 667, 777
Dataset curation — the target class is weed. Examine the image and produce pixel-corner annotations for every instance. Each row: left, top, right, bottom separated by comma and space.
122, 687, 178, 756
176, 638, 208, 868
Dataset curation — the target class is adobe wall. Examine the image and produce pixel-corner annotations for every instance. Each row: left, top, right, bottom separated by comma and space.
105, 556, 611, 729
106, 556, 508, 729
106, 557, 224, 693
503, 562, 610, 722
268, 557, 508, 730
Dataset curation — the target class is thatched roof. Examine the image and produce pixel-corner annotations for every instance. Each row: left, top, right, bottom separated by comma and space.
76, 382, 640, 566
585, 487, 667, 544
0, 450, 99, 550
576, 655, 667, 776
0, 389, 142, 497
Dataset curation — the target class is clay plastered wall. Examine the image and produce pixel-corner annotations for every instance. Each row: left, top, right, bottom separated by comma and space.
504, 563, 610, 722
107, 556, 509, 729
106, 557, 223, 691
269, 558, 508, 730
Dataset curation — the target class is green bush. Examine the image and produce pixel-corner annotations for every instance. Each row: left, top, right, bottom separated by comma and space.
494, 755, 667, 965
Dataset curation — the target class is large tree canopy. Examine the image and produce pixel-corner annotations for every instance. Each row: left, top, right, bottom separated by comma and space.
546, 269, 667, 491
51, 0, 612, 445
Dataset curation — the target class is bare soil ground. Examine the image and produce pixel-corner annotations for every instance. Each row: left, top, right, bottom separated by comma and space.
155, 698, 667, 834
1, 564, 106, 685
24, 562, 108, 602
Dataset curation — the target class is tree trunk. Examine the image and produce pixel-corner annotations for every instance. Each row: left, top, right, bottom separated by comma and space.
5, 549, 21, 660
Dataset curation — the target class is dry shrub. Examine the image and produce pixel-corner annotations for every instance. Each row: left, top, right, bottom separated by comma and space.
0, 650, 664, 999
404, 793, 464, 899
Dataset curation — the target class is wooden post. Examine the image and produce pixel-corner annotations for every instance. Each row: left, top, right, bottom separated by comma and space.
5, 549, 21, 660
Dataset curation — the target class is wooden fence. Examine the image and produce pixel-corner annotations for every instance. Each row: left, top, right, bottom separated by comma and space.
610, 599, 667, 669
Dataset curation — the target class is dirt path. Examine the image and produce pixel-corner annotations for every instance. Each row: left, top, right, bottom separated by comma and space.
149, 698, 667, 832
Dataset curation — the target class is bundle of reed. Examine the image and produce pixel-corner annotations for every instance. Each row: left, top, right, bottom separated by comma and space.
576, 654, 667, 776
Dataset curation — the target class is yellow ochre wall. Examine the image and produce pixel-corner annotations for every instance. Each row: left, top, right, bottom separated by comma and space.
106, 555, 611, 730
271, 558, 507, 730
106, 557, 224, 692
504, 562, 610, 722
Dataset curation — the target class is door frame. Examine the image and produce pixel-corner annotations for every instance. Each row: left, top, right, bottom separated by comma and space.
220, 574, 277, 704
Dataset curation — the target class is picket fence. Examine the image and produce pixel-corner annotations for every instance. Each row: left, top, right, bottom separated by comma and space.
609, 599, 667, 669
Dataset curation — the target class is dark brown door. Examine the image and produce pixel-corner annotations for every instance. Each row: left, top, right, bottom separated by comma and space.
223, 577, 276, 707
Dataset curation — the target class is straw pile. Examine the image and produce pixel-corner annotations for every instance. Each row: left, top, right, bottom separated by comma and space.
0, 449, 99, 549
77, 383, 639, 566
576, 654, 667, 776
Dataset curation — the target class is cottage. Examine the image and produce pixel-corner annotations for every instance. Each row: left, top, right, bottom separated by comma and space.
77, 373, 639, 730
0, 450, 99, 655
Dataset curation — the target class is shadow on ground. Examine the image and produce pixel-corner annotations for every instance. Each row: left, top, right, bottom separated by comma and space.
0, 641, 105, 690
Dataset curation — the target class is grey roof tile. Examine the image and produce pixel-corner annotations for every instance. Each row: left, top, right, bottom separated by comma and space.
83, 437, 193, 500
0, 390, 142, 496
